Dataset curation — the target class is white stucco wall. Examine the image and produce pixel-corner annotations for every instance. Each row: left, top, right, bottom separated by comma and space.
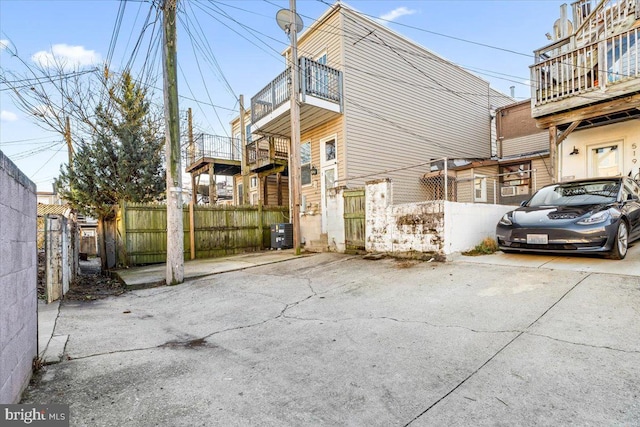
325, 187, 346, 252
365, 179, 514, 256
443, 202, 514, 254
366, 179, 444, 254
559, 120, 640, 181
0, 150, 37, 404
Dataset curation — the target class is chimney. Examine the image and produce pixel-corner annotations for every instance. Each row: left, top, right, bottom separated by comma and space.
510, 86, 515, 98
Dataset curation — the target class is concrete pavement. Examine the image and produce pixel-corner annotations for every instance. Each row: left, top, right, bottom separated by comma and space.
26, 252, 640, 426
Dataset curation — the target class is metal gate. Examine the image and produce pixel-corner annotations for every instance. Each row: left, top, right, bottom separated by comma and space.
343, 188, 365, 253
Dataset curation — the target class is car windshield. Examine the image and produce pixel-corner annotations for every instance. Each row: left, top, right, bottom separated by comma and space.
527, 180, 620, 207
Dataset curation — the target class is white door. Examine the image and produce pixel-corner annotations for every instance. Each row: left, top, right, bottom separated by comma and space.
320, 136, 337, 232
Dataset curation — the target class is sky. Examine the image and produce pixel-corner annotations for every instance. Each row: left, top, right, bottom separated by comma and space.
0, 0, 570, 192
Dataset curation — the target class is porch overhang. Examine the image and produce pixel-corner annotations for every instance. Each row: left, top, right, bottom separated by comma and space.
251, 98, 341, 137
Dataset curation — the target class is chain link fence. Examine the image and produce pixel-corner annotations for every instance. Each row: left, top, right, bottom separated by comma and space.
340, 157, 538, 206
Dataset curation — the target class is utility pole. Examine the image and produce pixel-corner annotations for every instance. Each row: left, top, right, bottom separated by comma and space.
288, 0, 302, 255
65, 116, 74, 169
162, 0, 184, 285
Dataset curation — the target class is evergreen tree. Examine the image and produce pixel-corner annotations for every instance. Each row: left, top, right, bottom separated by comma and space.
55, 72, 165, 220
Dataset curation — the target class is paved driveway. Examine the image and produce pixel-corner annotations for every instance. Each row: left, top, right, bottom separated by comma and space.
23, 253, 640, 426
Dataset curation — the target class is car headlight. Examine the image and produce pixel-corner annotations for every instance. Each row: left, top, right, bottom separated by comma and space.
576, 210, 610, 225
498, 213, 513, 226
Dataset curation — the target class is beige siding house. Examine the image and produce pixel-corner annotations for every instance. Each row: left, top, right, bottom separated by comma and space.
448, 100, 554, 205
530, 0, 640, 181
246, 2, 512, 250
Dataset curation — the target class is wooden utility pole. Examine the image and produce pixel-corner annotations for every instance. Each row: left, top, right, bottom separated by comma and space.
188, 108, 196, 260
162, 0, 184, 285
239, 95, 250, 205
65, 116, 74, 168
288, 0, 302, 255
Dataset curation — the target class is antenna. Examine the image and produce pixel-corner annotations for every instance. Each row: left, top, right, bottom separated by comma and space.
276, 8, 303, 35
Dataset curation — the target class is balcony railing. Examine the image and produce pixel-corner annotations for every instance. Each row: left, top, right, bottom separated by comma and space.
251, 57, 342, 124
531, 26, 639, 106
245, 136, 289, 168
186, 133, 242, 168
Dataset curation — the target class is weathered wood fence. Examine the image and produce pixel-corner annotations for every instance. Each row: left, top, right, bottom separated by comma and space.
105, 203, 289, 267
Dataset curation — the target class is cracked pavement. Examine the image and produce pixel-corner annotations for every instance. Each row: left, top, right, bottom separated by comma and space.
22, 253, 640, 426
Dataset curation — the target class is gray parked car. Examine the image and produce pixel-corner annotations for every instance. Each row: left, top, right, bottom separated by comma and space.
496, 176, 640, 259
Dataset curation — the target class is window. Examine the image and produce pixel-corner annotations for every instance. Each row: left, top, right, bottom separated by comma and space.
250, 176, 258, 189
237, 183, 244, 205
314, 53, 328, 95
499, 162, 531, 198
474, 174, 487, 203
590, 144, 621, 177
245, 124, 252, 145
324, 139, 336, 162
301, 142, 311, 185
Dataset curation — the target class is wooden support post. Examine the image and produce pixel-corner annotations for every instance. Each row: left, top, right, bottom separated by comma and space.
549, 125, 557, 183
189, 173, 196, 260
289, 0, 302, 255
262, 175, 269, 205
240, 95, 250, 205
258, 201, 264, 249
277, 173, 283, 206
209, 164, 216, 205
189, 109, 196, 260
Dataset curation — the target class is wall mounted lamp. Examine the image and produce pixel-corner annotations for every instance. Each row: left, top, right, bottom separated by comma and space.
310, 165, 318, 175
569, 146, 579, 155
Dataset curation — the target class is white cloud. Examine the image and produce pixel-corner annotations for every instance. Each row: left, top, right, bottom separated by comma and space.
1, 110, 18, 122
32, 44, 101, 69
378, 6, 417, 23
0, 39, 9, 51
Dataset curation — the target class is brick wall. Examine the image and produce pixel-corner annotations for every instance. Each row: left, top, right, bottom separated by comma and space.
0, 150, 37, 404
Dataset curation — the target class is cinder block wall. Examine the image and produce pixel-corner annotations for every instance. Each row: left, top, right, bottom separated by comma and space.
0, 150, 37, 404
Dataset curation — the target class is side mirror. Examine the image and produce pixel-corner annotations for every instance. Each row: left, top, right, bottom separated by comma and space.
628, 193, 639, 201
520, 200, 528, 207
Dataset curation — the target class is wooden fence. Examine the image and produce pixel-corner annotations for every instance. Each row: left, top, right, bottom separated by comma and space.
106, 203, 289, 266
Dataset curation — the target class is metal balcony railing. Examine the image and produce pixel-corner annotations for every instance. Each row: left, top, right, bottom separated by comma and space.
251, 57, 342, 124
186, 134, 242, 168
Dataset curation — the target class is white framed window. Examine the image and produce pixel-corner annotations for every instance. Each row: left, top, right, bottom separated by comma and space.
250, 176, 258, 189
474, 174, 487, 203
237, 183, 244, 205
589, 142, 622, 177
301, 142, 312, 186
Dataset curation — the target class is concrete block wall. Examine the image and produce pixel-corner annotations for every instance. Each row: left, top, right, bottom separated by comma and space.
0, 150, 38, 404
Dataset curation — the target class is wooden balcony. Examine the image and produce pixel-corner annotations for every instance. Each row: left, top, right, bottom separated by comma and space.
530, 0, 639, 117
246, 136, 289, 174
185, 134, 242, 176
250, 57, 343, 136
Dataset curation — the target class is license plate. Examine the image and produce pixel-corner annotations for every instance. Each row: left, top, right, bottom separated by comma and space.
527, 234, 548, 244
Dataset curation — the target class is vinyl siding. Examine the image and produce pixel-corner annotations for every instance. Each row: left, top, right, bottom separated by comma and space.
300, 116, 344, 215
340, 8, 493, 203
502, 133, 548, 157
532, 157, 553, 191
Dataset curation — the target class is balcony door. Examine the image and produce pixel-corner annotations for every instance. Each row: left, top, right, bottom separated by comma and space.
320, 135, 337, 232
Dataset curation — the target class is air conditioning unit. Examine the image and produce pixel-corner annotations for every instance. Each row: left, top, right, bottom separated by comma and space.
501, 186, 516, 197
516, 185, 530, 195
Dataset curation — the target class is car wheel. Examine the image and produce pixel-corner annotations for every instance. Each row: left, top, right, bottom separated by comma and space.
609, 221, 629, 260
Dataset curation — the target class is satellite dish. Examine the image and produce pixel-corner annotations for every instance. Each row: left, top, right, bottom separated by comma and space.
276, 9, 303, 34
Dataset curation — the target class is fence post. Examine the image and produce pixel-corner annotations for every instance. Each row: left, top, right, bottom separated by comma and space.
258, 202, 264, 249
493, 179, 497, 204
117, 201, 128, 267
